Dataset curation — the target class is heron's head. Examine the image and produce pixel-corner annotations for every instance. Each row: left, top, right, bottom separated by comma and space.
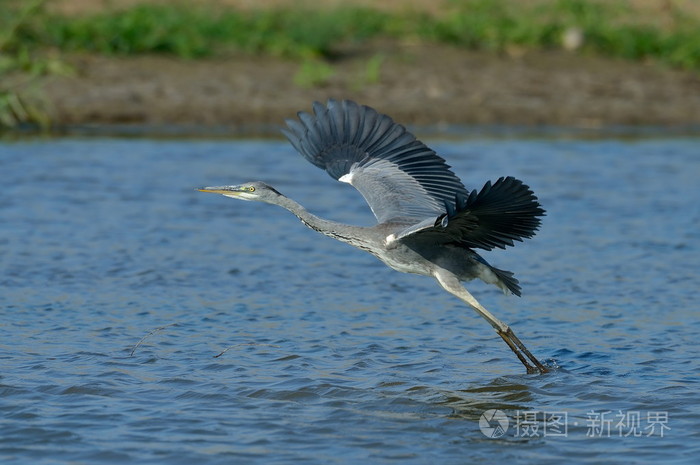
198, 181, 283, 203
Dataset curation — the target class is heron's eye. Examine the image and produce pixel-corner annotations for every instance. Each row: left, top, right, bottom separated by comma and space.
247, 186, 255, 192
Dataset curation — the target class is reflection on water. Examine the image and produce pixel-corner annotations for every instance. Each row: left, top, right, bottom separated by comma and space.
0, 136, 698, 464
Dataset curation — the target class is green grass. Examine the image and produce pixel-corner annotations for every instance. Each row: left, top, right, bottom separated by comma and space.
2, 0, 700, 130
1, 0, 55, 130
293, 59, 336, 88
5, 0, 700, 69
421, 0, 700, 68
9, 3, 391, 59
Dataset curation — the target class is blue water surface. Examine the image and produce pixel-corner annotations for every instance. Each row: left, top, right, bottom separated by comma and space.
0, 135, 698, 464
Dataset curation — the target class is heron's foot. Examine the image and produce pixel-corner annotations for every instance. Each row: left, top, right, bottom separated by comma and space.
497, 327, 549, 374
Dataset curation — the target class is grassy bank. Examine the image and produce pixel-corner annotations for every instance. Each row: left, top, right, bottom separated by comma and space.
2, 0, 700, 131
5, 0, 700, 67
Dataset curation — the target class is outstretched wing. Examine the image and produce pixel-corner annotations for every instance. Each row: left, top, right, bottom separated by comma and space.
392, 176, 545, 251
281, 99, 469, 224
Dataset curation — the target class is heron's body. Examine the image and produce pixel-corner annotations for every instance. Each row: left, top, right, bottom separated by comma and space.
200, 100, 549, 374
289, 208, 510, 292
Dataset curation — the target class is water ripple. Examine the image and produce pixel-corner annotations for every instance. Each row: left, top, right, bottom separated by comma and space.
0, 137, 698, 464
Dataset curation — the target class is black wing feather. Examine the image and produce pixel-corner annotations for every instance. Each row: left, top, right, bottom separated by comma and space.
281, 99, 470, 223
450, 176, 545, 250
397, 176, 545, 251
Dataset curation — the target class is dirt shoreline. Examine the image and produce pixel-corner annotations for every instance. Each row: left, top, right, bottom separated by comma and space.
33, 41, 700, 135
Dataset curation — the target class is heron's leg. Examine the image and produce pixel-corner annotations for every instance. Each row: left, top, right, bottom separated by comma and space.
434, 271, 548, 374
499, 327, 549, 374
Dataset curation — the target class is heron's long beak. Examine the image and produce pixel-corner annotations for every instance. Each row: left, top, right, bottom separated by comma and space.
198, 186, 241, 196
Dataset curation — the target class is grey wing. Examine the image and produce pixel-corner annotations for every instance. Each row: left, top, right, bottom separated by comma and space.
281, 99, 470, 224
392, 176, 545, 251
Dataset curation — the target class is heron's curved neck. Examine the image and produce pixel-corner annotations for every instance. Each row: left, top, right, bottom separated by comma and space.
275, 195, 373, 250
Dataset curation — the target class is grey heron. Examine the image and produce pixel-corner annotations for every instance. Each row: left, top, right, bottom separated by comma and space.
199, 99, 549, 374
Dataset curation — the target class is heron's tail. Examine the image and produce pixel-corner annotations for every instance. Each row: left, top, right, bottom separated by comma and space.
490, 266, 522, 297
471, 252, 522, 296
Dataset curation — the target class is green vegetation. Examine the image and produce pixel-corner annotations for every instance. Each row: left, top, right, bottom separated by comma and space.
2, 0, 700, 130
0, 0, 52, 130
421, 0, 700, 68
363, 53, 386, 86
5, 0, 700, 67
293, 59, 336, 88
9, 3, 390, 59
